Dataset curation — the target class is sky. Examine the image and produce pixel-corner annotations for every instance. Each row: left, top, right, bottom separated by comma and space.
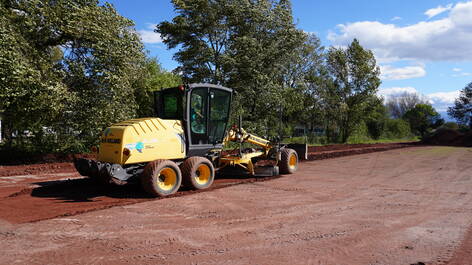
107, 0, 472, 119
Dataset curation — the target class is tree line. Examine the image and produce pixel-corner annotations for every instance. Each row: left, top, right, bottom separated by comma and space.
0, 0, 470, 154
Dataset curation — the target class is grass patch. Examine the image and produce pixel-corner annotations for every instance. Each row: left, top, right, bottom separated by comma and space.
283, 136, 419, 146
346, 137, 420, 144
411, 146, 462, 156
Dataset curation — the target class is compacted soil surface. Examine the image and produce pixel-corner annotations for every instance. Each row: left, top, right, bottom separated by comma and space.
0, 145, 471, 264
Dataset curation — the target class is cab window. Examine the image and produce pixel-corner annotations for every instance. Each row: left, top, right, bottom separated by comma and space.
209, 89, 231, 143
190, 88, 207, 135
163, 94, 178, 118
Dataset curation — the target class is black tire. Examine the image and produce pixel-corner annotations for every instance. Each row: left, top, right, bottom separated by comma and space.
181, 157, 215, 190
141, 160, 182, 197
279, 148, 298, 174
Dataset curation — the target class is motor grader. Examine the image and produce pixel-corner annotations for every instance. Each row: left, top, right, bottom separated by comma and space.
74, 83, 305, 197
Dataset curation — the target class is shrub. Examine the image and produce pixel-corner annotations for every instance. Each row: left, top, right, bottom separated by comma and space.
441, 122, 459, 130
382, 119, 411, 139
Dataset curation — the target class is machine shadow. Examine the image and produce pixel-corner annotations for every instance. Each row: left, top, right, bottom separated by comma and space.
30, 178, 153, 202
29, 173, 275, 203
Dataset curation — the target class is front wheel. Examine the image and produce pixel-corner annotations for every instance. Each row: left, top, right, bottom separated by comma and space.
141, 160, 182, 197
279, 148, 298, 174
181, 157, 215, 190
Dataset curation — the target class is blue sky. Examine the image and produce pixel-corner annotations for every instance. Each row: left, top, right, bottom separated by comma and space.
107, 0, 472, 117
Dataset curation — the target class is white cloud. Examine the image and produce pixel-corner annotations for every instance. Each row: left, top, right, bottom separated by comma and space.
451, 67, 472, 76
138, 23, 162, 44
378, 87, 460, 112
328, 1, 472, 62
425, 4, 453, 19
380, 65, 426, 80
428, 90, 460, 104
453, 72, 472, 77
391, 16, 402, 21
428, 90, 460, 111
378, 86, 419, 98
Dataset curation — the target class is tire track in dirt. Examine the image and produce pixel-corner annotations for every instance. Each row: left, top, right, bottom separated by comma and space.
0, 143, 417, 224
1, 146, 472, 265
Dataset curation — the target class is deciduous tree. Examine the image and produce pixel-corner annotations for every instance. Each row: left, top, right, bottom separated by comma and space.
448, 82, 472, 129
403, 104, 444, 137
320, 39, 381, 142
0, 0, 146, 151
157, 0, 306, 134
386, 92, 429, 119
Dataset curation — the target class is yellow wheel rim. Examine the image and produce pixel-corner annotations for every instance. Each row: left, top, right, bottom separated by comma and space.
195, 164, 211, 185
289, 153, 297, 169
157, 168, 177, 191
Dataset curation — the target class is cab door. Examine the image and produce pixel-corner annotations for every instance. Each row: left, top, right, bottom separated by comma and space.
186, 84, 232, 156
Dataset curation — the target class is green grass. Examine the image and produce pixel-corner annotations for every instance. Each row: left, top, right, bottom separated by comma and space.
410, 146, 462, 155
282, 135, 420, 146
223, 135, 420, 150
346, 137, 420, 145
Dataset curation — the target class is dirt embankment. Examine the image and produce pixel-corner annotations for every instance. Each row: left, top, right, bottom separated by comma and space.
423, 128, 472, 147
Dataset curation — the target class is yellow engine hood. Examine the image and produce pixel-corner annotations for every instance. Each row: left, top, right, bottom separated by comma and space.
98, 118, 186, 165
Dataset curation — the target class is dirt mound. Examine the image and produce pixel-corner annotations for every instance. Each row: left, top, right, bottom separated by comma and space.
0, 152, 96, 166
463, 131, 472, 147
422, 128, 472, 147
0, 162, 76, 177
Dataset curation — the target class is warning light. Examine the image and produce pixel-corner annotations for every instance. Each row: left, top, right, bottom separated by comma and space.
178, 85, 184, 91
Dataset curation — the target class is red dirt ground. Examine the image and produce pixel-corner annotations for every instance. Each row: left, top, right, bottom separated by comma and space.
1, 143, 471, 264
0, 142, 412, 223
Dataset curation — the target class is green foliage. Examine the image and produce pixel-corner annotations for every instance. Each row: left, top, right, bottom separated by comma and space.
441, 122, 459, 130
382, 119, 411, 139
1, 0, 418, 154
386, 92, 429, 119
346, 121, 370, 144
403, 104, 444, 137
158, 0, 306, 135
318, 39, 381, 143
134, 58, 182, 117
448, 82, 472, 129
364, 96, 388, 139
0, 0, 150, 152
285, 34, 326, 134
0, 3, 67, 147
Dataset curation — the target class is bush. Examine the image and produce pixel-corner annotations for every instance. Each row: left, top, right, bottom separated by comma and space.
382, 119, 411, 139
441, 122, 459, 130
347, 122, 371, 144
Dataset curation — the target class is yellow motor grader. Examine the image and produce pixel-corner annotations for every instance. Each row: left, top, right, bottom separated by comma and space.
74, 84, 306, 197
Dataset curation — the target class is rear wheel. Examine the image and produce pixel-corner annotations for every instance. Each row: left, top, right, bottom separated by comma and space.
181, 157, 215, 190
141, 160, 182, 197
279, 148, 298, 174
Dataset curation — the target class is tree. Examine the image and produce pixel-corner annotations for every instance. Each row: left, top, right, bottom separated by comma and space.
364, 96, 388, 140
0, 0, 146, 152
0, 2, 67, 147
134, 58, 182, 117
278, 33, 325, 134
157, 0, 306, 134
319, 39, 381, 142
403, 104, 444, 137
448, 82, 472, 129
386, 92, 429, 119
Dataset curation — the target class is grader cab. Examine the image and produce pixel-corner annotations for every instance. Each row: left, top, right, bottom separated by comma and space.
74, 83, 304, 197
